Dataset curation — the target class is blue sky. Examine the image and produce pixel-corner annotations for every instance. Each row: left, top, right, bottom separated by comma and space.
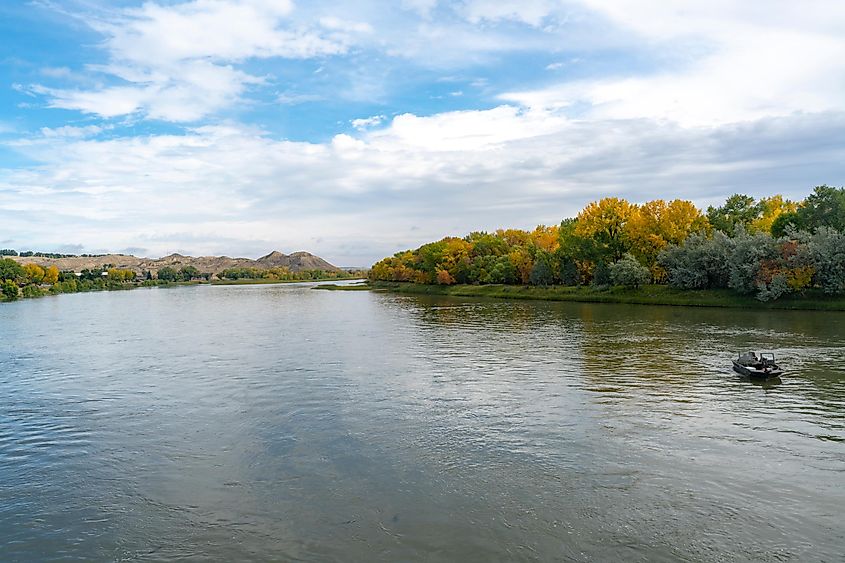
1, 0, 844, 265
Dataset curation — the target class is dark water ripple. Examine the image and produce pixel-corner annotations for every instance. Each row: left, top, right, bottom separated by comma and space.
0, 284, 843, 561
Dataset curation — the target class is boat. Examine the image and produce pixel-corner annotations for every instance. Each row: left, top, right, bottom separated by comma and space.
732, 352, 784, 378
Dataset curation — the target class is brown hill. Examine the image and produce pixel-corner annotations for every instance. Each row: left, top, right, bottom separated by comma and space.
257, 251, 338, 271
9, 250, 340, 276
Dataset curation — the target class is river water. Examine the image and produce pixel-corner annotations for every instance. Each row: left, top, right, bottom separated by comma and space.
1, 282, 843, 561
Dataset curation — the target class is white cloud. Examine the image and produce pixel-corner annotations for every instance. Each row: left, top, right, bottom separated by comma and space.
319, 16, 373, 34
39, 125, 104, 138
502, 1, 845, 126
4, 108, 843, 263
40, 66, 75, 79
459, 0, 561, 26
30, 0, 354, 122
351, 115, 386, 130
401, 0, 439, 18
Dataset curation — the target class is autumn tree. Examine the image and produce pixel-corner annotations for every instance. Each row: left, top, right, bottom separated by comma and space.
508, 248, 534, 284
108, 268, 135, 282
626, 199, 709, 278
23, 263, 45, 284
575, 197, 634, 261
436, 268, 455, 285
44, 266, 60, 284
750, 195, 797, 234
441, 238, 472, 283
528, 225, 559, 254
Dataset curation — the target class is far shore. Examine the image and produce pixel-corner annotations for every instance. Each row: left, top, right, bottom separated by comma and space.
0, 277, 367, 303
364, 282, 845, 311
211, 277, 366, 286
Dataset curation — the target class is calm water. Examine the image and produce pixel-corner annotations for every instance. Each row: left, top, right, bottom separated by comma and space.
1, 283, 843, 561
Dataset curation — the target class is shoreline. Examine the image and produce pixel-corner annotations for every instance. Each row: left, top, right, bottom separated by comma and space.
367, 282, 845, 311
0, 277, 365, 303
7, 278, 844, 311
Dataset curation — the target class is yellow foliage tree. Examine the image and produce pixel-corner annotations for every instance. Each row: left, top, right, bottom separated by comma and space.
625, 199, 708, 279
495, 229, 530, 247
530, 225, 560, 253
751, 195, 798, 234
508, 248, 534, 284
107, 268, 135, 282
44, 265, 60, 284
436, 268, 455, 285
575, 197, 635, 261
23, 263, 45, 284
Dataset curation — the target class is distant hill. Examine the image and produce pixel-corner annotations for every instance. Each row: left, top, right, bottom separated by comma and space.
9, 250, 341, 276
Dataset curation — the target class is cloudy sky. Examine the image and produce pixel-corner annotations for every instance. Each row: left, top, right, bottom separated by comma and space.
1, 0, 844, 265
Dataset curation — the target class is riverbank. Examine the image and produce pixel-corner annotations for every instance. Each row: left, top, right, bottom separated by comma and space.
0, 277, 365, 303
369, 282, 845, 311
211, 277, 362, 286
313, 282, 371, 291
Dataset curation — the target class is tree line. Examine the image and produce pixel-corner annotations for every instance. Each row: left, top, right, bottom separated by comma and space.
1, 260, 364, 302
218, 267, 358, 281
369, 185, 845, 302
0, 249, 107, 258
0, 261, 145, 301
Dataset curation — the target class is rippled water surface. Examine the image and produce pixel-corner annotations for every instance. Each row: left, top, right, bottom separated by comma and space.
1, 283, 844, 561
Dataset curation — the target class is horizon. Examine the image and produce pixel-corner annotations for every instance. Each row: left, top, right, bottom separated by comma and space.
2, 1, 844, 265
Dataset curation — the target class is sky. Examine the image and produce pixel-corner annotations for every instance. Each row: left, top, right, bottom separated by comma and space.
1, 0, 844, 266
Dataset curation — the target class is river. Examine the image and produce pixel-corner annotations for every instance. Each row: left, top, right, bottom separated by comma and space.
1, 282, 843, 561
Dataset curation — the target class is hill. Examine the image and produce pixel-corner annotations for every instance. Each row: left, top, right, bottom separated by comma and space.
9, 251, 341, 276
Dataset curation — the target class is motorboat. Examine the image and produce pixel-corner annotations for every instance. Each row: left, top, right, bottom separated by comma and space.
733, 352, 783, 378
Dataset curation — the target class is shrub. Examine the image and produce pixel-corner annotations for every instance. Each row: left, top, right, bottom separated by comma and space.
21, 284, 45, 298
658, 232, 733, 289
728, 228, 779, 295
756, 274, 790, 302
807, 227, 845, 294
2, 280, 20, 301
609, 254, 650, 288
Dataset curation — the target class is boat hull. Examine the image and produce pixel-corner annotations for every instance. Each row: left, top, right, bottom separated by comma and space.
732, 361, 783, 378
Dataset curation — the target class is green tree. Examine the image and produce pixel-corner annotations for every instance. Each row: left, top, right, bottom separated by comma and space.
0, 258, 25, 282
157, 267, 179, 282
557, 254, 579, 286
706, 194, 759, 235
772, 185, 845, 236
2, 280, 20, 301
179, 266, 200, 281
592, 260, 611, 287
529, 252, 553, 287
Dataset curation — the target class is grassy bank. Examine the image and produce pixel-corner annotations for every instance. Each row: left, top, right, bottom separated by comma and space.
370, 282, 845, 311
313, 283, 373, 291
1, 277, 366, 303
210, 277, 361, 286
